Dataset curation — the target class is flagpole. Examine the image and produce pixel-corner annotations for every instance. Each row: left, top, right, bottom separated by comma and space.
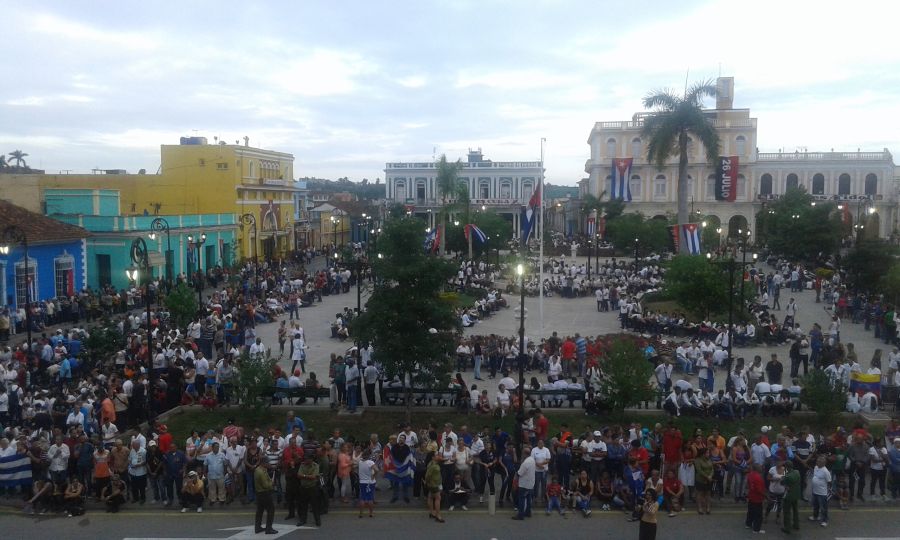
539, 137, 545, 340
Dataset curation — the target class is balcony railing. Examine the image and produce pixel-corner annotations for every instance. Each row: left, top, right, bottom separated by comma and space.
396, 198, 526, 207
594, 117, 756, 131
385, 161, 542, 169
757, 150, 893, 162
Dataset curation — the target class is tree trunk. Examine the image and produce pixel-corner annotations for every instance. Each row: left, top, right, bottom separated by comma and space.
677, 131, 690, 253
439, 214, 446, 256
404, 386, 412, 424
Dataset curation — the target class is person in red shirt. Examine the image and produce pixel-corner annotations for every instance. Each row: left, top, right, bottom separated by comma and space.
534, 410, 549, 442
745, 465, 766, 533
663, 469, 684, 517
157, 424, 173, 455
560, 338, 576, 377
662, 423, 683, 475
629, 439, 650, 476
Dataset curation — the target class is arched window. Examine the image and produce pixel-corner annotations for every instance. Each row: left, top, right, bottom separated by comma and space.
865, 173, 878, 196
654, 174, 666, 198
605, 175, 613, 194
395, 180, 407, 201
686, 175, 694, 197
812, 173, 825, 195
629, 174, 642, 199
606, 138, 617, 158
735, 135, 747, 157
759, 173, 773, 196
785, 173, 799, 192
737, 174, 746, 199
248, 160, 254, 178
838, 173, 851, 195
631, 138, 642, 158
706, 174, 716, 199
686, 137, 694, 159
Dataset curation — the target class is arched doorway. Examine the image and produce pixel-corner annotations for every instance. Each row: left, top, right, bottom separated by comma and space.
728, 215, 749, 238
865, 211, 881, 239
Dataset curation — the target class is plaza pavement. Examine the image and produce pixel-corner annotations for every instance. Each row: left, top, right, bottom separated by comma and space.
254, 255, 890, 404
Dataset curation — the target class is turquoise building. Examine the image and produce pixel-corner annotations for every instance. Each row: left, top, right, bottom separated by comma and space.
46, 189, 238, 290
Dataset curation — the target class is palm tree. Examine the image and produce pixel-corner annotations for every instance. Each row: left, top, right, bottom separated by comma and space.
435, 154, 462, 255
0, 155, 7, 170
641, 80, 720, 252
8, 150, 29, 169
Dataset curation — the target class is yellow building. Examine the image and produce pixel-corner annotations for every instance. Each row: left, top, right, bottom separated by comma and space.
0, 138, 300, 260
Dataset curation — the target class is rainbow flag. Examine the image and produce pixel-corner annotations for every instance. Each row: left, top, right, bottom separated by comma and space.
849, 372, 880, 397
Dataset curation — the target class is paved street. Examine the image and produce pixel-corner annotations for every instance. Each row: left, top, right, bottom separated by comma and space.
255, 255, 890, 403
3, 504, 899, 539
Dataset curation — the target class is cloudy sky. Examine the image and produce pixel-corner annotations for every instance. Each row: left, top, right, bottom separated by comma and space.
2, 0, 899, 186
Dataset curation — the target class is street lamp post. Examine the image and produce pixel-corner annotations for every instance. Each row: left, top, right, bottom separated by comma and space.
707, 251, 737, 369
516, 263, 526, 418
633, 237, 640, 269
187, 233, 207, 311
239, 214, 259, 294
149, 217, 172, 291
127, 237, 155, 421
737, 230, 756, 326
0, 226, 32, 361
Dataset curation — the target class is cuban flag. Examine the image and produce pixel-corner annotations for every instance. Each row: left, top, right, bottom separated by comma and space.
464, 224, 488, 244
0, 453, 32, 488
586, 216, 596, 237
521, 182, 542, 244
680, 223, 702, 255
424, 228, 437, 253
610, 158, 633, 201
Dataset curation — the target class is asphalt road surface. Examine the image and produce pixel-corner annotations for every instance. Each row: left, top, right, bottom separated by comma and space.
3, 504, 899, 540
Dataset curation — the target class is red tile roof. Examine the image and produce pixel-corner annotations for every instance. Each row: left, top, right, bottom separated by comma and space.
0, 199, 89, 244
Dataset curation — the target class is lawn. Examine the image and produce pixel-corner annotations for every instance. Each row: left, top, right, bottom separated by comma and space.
159, 405, 872, 446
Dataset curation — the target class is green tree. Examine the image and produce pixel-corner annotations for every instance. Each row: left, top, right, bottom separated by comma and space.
7, 149, 28, 169
881, 263, 900, 306
800, 369, 848, 425
165, 282, 199, 329
844, 240, 898, 294
665, 254, 730, 319
352, 217, 461, 421
641, 81, 720, 252
445, 210, 512, 256
605, 213, 671, 255
81, 322, 123, 371
597, 337, 655, 411
760, 187, 842, 261
232, 350, 278, 412
435, 155, 462, 255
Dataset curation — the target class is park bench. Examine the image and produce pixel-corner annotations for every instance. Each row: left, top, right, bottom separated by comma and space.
268, 386, 331, 405
522, 388, 585, 408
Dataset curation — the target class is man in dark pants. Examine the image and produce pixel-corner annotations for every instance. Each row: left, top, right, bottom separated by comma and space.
363, 361, 378, 407
296, 454, 321, 527
254, 462, 277, 534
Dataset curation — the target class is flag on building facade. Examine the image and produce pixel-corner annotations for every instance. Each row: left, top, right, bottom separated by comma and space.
424, 228, 437, 253
0, 453, 32, 488
849, 372, 881, 397
464, 224, 488, 244
186, 241, 195, 266
586, 216, 596, 236
521, 181, 542, 244
610, 158, 633, 201
714, 156, 739, 202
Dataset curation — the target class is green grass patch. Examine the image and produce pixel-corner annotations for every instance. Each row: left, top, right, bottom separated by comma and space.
161, 406, 874, 445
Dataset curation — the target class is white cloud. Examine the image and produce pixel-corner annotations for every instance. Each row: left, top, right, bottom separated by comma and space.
397, 75, 428, 88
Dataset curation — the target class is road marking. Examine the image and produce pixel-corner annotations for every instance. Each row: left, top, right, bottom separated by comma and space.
123, 524, 314, 540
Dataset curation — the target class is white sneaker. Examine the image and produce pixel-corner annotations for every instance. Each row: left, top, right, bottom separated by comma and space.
820, 522, 827, 528
449, 506, 455, 511
479, 496, 484, 503
181, 508, 187, 513
756, 531, 765, 534
197, 507, 203, 513
462, 505, 468, 511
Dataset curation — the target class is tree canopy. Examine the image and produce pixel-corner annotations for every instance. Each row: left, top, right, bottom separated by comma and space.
605, 213, 671, 255
756, 187, 842, 261
352, 217, 461, 420
641, 80, 720, 244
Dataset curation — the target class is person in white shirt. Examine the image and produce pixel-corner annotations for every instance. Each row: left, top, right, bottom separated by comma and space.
48, 435, 71, 483
495, 385, 511, 416
810, 456, 832, 526
513, 448, 536, 519
531, 439, 552, 503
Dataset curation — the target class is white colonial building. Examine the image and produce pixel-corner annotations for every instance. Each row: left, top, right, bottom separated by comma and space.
583, 77, 898, 239
384, 149, 541, 235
